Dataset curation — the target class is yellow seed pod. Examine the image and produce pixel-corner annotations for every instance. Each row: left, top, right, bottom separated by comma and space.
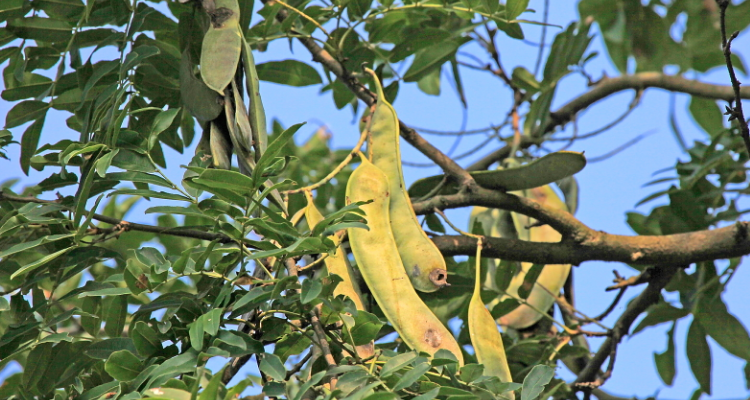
200, 0, 242, 94
346, 155, 463, 364
498, 185, 572, 330
468, 241, 515, 400
364, 69, 448, 293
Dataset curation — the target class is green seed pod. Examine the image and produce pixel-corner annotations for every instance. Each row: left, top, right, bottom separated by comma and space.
200, 0, 242, 95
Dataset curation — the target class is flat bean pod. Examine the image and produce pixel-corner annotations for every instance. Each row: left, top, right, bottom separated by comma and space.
200, 0, 242, 95
346, 156, 463, 364
468, 240, 514, 400
498, 185, 571, 329
365, 69, 448, 293
408, 151, 586, 198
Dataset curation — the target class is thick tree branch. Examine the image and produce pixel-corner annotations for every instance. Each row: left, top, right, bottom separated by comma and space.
468, 73, 750, 171
264, 0, 476, 188
432, 221, 750, 266
573, 265, 681, 387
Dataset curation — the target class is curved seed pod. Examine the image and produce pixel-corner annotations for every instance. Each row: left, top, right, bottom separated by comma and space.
468, 241, 514, 399
346, 156, 463, 364
240, 33, 267, 161
200, 0, 242, 95
365, 69, 448, 293
408, 151, 586, 199
498, 185, 572, 330
304, 191, 374, 359
209, 121, 232, 169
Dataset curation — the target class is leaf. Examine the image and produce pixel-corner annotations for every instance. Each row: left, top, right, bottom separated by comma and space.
521, 365, 555, 400
687, 319, 712, 394
105, 349, 143, 381
0, 233, 74, 259
104, 295, 128, 337
694, 296, 750, 361
132, 321, 162, 357
10, 246, 73, 279
85, 338, 137, 359
7, 16, 72, 42
143, 388, 192, 400
5, 100, 48, 129
23, 343, 53, 389
256, 60, 322, 87
300, 278, 322, 304
654, 323, 676, 386
517, 264, 544, 300
150, 107, 181, 149
380, 351, 418, 378
108, 188, 192, 202
506, 0, 529, 20
689, 96, 724, 137
197, 366, 225, 400
404, 40, 465, 82
252, 122, 304, 185
632, 302, 690, 334
121, 45, 160, 74
259, 353, 286, 381
392, 362, 432, 391
345, 310, 383, 346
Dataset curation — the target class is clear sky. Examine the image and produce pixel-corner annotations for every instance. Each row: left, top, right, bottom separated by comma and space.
1, 1, 749, 399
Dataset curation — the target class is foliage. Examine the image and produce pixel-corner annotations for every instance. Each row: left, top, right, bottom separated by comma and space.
1, 0, 750, 399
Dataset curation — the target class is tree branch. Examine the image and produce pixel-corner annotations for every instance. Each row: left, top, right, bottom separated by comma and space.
467, 73, 750, 171
573, 265, 681, 387
431, 221, 750, 266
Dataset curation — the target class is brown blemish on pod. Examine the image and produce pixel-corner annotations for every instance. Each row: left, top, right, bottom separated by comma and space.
429, 268, 448, 287
424, 329, 442, 348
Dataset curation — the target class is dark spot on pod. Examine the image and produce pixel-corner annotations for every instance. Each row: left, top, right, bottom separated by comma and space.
209, 7, 234, 27
424, 329, 442, 348
411, 265, 420, 277
429, 268, 449, 287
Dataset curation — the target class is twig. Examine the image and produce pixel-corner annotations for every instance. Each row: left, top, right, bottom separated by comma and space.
310, 306, 338, 388
573, 265, 682, 387
0, 192, 235, 244
605, 270, 650, 291
587, 130, 656, 163
285, 351, 314, 379
716, 0, 750, 156
591, 288, 626, 322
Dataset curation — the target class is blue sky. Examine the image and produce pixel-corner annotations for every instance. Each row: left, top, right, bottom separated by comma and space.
1, 0, 750, 398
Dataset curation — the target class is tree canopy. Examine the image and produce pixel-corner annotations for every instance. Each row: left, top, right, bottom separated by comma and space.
1, 0, 750, 399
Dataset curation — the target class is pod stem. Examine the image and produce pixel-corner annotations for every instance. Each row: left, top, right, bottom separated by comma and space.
474, 237, 483, 298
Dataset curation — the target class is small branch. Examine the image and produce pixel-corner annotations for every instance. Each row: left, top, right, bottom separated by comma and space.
467, 73, 750, 171
606, 270, 650, 291
716, 0, 750, 156
591, 289, 626, 322
311, 306, 338, 388
573, 265, 682, 387
0, 192, 235, 244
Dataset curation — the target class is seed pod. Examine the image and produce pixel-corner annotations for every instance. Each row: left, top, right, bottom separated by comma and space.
498, 185, 571, 330
468, 240, 514, 399
200, 0, 242, 94
346, 155, 463, 364
365, 69, 448, 293
409, 151, 586, 198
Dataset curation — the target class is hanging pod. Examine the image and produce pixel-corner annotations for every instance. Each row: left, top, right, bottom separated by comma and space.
468, 240, 515, 400
346, 155, 463, 364
498, 185, 572, 330
200, 0, 242, 95
364, 68, 448, 293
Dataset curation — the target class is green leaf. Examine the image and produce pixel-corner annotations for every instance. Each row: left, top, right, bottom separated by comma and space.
104, 295, 128, 337
687, 319, 712, 394
197, 366, 225, 400
392, 362, 432, 391
345, 310, 383, 346
106, 171, 172, 188
404, 40, 465, 82
0, 233, 74, 259
511, 66, 540, 93
108, 188, 192, 202
694, 296, 750, 361
85, 338, 137, 359
78, 287, 132, 297
192, 168, 255, 194
7, 16, 72, 42
202, 308, 223, 336
189, 318, 205, 351
300, 278, 322, 304
122, 45, 160, 74
10, 246, 73, 279
132, 321, 162, 357
259, 353, 286, 381
689, 96, 724, 137
23, 343, 53, 389
275, 332, 312, 363
292, 371, 325, 400
654, 323, 676, 386
105, 349, 143, 381
150, 107, 181, 149
143, 388, 192, 400
381, 351, 418, 378
517, 264, 544, 300
253, 122, 304, 185
255, 60, 322, 87
633, 302, 690, 334
506, 0, 529, 20
5, 100, 48, 129
521, 364, 554, 400
0, 297, 9, 311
